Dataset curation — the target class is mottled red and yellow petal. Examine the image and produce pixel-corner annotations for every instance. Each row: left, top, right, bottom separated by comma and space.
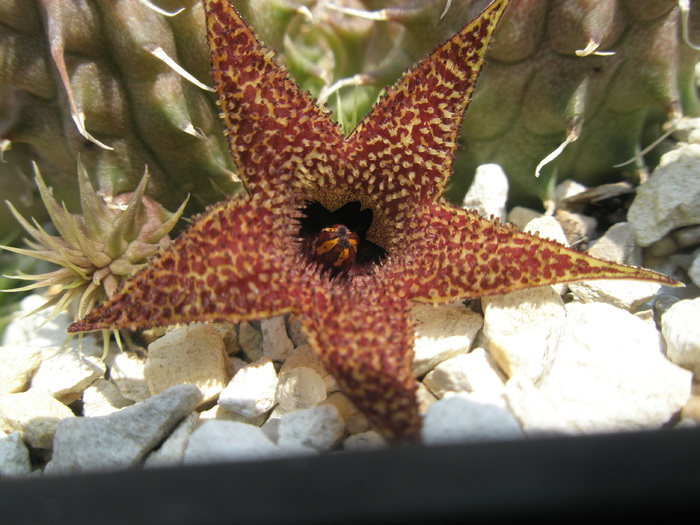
342, 0, 509, 211
68, 193, 301, 332
296, 274, 421, 442
204, 0, 344, 197
398, 202, 680, 303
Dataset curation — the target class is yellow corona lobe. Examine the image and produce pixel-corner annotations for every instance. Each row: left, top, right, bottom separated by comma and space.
313, 225, 360, 273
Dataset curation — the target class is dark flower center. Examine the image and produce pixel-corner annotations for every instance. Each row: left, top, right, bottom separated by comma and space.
299, 201, 387, 278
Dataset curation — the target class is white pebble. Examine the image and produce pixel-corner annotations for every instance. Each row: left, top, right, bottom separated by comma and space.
277, 405, 345, 452
688, 252, 700, 288
342, 431, 387, 451
280, 344, 337, 392
482, 286, 565, 380
322, 392, 370, 434
422, 392, 524, 445
276, 367, 327, 411
218, 357, 278, 418
30, 347, 105, 403
108, 351, 150, 402
411, 302, 483, 376
261, 316, 294, 362
0, 432, 32, 477
238, 322, 262, 361
422, 348, 505, 398
461, 163, 509, 222
82, 378, 134, 417
504, 375, 575, 436
144, 324, 229, 405
569, 223, 660, 310
144, 413, 200, 468
0, 389, 75, 449
628, 143, 700, 246
0, 345, 42, 394
184, 420, 281, 464
537, 302, 691, 432
662, 298, 700, 375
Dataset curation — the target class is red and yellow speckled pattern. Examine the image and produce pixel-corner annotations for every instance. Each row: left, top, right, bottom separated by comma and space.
206, 0, 344, 197
69, 0, 679, 441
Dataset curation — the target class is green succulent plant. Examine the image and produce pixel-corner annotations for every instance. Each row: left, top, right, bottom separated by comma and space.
2, 0, 698, 225
0, 163, 188, 323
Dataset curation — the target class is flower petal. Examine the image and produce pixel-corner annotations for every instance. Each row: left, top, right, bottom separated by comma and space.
296, 272, 421, 442
343, 0, 510, 208
68, 193, 300, 332
400, 202, 680, 303
204, 0, 344, 196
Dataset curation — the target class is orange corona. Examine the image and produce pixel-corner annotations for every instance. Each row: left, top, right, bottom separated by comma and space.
314, 225, 360, 272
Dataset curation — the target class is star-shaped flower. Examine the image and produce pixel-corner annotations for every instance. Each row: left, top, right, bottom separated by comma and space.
68, 0, 678, 441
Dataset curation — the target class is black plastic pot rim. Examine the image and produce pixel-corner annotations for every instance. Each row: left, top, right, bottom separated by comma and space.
2, 426, 699, 525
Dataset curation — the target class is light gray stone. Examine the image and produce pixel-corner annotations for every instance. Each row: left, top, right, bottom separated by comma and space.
415, 382, 439, 415
342, 431, 386, 451
569, 277, 661, 312
587, 222, 641, 266
504, 375, 574, 436
506, 206, 541, 231
322, 391, 370, 435
0, 345, 42, 394
0, 389, 74, 449
1, 295, 71, 348
218, 357, 278, 418
108, 351, 150, 402
422, 348, 505, 399
144, 324, 229, 405
30, 347, 105, 403
144, 412, 200, 468
411, 302, 483, 376
482, 286, 565, 381
554, 179, 587, 209
647, 236, 678, 257
238, 322, 263, 362
461, 163, 508, 222
199, 405, 267, 426
670, 116, 700, 143
524, 216, 570, 294
261, 316, 294, 362
183, 420, 281, 464
628, 143, 700, 246
82, 378, 134, 417
554, 210, 597, 248
689, 252, 700, 288
212, 323, 241, 356
276, 367, 327, 411
280, 344, 337, 392
45, 384, 203, 474
537, 302, 692, 433
0, 432, 32, 478
672, 225, 700, 248
277, 405, 345, 452
569, 222, 660, 310
422, 392, 524, 445
662, 298, 700, 375
286, 318, 308, 348
524, 216, 569, 246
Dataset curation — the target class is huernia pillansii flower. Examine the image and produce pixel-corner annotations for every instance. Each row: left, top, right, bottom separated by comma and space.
68, 0, 679, 441
1, 164, 188, 323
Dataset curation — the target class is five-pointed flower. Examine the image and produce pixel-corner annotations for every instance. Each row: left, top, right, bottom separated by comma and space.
68, 0, 678, 441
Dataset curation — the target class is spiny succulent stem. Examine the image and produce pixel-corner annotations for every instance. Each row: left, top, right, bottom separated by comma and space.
680, 0, 700, 51
143, 42, 215, 92
138, 0, 185, 17
613, 119, 681, 168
